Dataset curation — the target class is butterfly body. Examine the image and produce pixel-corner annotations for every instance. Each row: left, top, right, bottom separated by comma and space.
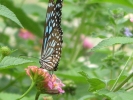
40, 0, 63, 71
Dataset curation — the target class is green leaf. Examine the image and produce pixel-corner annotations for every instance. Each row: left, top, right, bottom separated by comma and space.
90, 37, 133, 51
79, 71, 106, 91
1, 0, 43, 37
79, 71, 89, 79
0, 56, 33, 70
107, 75, 127, 86
88, 78, 106, 91
97, 89, 133, 100
89, 0, 133, 9
56, 70, 88, 84
0, 4, 23, 27
22, 4, 46, 22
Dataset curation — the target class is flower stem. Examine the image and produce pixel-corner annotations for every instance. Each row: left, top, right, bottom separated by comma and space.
110, 52, 133, 91
0, 74, 24, 92
65, 94, 69, 100
113, 72, 133, 91
125, 84, 133, 91
17, 81, 35, 100
35, 91, 41, 100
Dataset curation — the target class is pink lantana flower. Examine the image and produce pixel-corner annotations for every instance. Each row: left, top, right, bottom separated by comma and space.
45, 75, 65, 94
81, 34, 93, 49
19, 29, 35, 40
130, 18, 133, 23
25, 66, 65, 94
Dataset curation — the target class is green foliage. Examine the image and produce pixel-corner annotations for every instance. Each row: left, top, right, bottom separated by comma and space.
0, 56, 33, 70
22, 4, 46, 22
0, 0, 133, 100
90, 37, 133, 51
0, 4, 23, 27
0, 92, 33, 100
0, 0, 43, 37
89, 0, 133, 8
79, 71, 106, 92
97, 89, 133, 100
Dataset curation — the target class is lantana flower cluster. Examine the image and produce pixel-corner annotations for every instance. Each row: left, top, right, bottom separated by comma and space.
19, 29, 35, 40
81, 34, 93, 49
25, 66, 65, 94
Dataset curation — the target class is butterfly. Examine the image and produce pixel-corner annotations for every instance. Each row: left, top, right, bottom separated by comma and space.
39, 0, 63, 71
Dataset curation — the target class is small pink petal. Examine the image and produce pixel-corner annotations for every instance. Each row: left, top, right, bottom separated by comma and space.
19, 29, 35, 40
130, 18, 133, 22
83, 38, 93, 49
47, 81, 53, 89
58, 88, 65, 94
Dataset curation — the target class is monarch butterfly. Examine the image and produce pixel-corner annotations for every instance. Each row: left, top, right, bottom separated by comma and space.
39, 0, 63, 71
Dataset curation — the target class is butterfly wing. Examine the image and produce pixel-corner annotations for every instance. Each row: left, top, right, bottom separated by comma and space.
40, 0, 63, 71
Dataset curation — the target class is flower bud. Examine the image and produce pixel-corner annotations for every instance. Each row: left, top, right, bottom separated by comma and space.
110, 8, 125, 19
0, 46, 11, 57
63, 80, 76, 95
43, 96, 53, 100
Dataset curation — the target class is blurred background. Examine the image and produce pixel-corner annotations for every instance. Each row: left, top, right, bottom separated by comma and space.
0, 0, 133, 100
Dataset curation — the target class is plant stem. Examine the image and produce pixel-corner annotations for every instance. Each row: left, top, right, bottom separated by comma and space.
69, 33, 81, 63
69, 13, 86, 65
2, 24, 7, 33
110, 52, 133, 91
35, 91, 41, 100
0, 73, 24, 92
112, 45, 115, 57
71, 44, 82, 64
65, 94, 69, 100
125, 84, 133, 91
113, 72, 133, 91
17, 81, 35, 100
0, 79, 16, 92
